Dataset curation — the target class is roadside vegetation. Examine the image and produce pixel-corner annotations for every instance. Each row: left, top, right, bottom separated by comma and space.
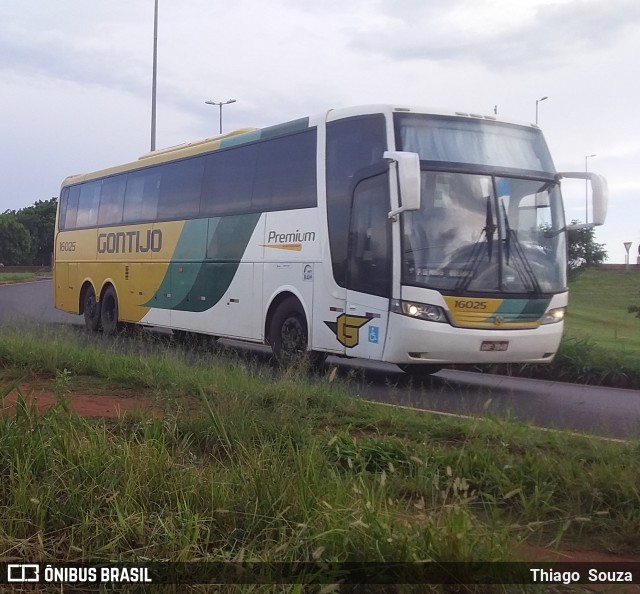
1, 325, 639, 593
0, 272, 37, 284
491, 268, 640, 389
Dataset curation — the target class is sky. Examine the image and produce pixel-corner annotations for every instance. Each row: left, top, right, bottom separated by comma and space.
1, 0, 639, 262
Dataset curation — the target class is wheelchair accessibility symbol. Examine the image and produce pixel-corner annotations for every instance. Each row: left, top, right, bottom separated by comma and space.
368, 326, 379, 344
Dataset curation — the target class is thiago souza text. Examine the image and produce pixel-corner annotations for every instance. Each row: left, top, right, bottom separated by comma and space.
531, 567, 634, 585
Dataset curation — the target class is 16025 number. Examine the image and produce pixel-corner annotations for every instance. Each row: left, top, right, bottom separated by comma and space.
454, 300, 487, 310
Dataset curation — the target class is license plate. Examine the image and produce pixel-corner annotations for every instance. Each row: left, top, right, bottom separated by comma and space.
480, 340, 509, 352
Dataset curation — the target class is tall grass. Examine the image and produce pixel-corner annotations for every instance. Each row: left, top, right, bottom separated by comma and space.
1, 326, 640, 592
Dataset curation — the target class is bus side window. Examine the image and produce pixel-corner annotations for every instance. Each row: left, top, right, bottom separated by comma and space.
59, 188, 69, 230
123, 169, 160, 223
64, 185, 80, 230
98, 175, 126, 226
326, 114, 387, 288
157, 157, 205, 220
76, 181, 102, 228
202, 145, 256, 216
252, 130, 317, 212
347, 174, 391, 298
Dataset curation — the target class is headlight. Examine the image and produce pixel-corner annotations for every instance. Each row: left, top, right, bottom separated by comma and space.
540, 307, 565, 325
390, 299, 447, 323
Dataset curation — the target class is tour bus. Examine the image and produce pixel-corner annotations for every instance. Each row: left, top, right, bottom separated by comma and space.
54, 104, 607, 375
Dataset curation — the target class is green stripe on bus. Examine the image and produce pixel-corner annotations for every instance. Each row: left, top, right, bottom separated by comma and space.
145, 213, 261, 312
490, 298, 550, 323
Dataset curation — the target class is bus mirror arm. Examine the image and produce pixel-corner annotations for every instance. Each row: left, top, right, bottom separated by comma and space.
384, 151, 421, 219
555, 171, 609, 227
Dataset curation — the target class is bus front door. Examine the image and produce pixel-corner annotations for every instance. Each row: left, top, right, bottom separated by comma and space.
344, 174, 391, 361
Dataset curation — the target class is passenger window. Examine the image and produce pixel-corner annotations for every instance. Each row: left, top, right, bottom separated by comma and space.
157, 157, 205, 220
98, 176, 126, 226
123, 169, 160, 223
59, 188, 69, 230
252, 130, 317, 211
202, 145, 256, 215
75, 181, 102, 228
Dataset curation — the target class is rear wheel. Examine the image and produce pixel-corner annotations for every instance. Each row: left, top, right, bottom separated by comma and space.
269, 297, 309, 364
100, 285, 120, 336
83, 285, 101, 332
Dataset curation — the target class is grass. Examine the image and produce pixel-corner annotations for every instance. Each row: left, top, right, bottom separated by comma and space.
1, 325, 640, 593
565, 268, 640, 361
488, 267, 640, 388
0, 272, 36, 283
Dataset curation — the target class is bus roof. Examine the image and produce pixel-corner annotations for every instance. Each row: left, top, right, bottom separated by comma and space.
61, 104, 542, 188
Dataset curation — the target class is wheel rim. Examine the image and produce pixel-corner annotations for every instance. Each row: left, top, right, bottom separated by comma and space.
280, 314, 306, 359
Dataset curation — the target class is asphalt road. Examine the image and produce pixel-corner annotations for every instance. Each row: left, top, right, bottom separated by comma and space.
2, 278, 640, 440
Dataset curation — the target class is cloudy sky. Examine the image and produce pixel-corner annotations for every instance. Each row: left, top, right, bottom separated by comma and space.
1, 0, 639, 262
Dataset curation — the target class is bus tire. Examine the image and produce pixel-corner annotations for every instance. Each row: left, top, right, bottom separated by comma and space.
83, 284, 101, 332
100, 285, 120, 336
269, 296, 309, 364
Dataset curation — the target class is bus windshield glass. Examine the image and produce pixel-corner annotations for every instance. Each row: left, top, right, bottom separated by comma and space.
395, 114, 555, 174
401, 172, 567, 294
395, 114, 566, 294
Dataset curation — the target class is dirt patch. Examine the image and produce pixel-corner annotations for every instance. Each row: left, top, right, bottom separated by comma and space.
1, 385, 158, 419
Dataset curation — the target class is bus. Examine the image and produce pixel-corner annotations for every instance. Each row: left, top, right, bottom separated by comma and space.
54, 104, 607, 375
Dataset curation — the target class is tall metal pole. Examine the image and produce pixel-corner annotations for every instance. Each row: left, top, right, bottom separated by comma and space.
151, 0, 158, 151
535, 96, 548, 125
205, 99, 237, 134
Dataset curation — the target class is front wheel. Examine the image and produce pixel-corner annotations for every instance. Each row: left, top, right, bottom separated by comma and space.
100, 285, 120, 336
83, 285, 101, 332
269, 297, 309, 364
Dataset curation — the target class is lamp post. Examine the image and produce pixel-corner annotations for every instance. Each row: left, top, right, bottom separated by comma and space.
624, 242, 632, 271
150, 0, 158, 151
205, 99, 237, 134
535, 96, 548, 125
585, 154, 596, 223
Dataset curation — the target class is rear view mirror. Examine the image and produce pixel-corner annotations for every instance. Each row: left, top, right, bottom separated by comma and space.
384, 151, 421, 218
557, 171, 608, 227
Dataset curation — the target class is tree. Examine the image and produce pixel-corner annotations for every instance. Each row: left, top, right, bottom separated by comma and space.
15, 197, 57, 266
567, 220, 608, 271
0, 213, 31, 265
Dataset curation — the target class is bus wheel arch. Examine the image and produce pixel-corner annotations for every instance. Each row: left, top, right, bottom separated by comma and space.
100, 283, 120, 336
266, 293, 310, 364
80, 281, 101, 332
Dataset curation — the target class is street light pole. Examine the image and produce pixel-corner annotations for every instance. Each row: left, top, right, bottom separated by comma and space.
585, 154, 596, 223
151, 0, 158, 151
535, 96, 548, 125
205, 99, 237, 134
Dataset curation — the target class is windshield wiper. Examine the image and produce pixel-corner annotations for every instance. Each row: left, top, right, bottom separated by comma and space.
455, 196, 496, 292
501, 199, 542, 295
485, 196, 497, 260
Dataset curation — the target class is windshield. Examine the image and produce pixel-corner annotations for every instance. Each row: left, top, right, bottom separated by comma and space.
401, 171, 567, 294
395, 113, 555, 173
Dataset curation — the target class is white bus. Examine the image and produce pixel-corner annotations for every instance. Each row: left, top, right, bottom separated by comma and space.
54, 104, 607, 374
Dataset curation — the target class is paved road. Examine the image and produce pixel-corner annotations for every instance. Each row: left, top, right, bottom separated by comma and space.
2, 279, 640, 440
